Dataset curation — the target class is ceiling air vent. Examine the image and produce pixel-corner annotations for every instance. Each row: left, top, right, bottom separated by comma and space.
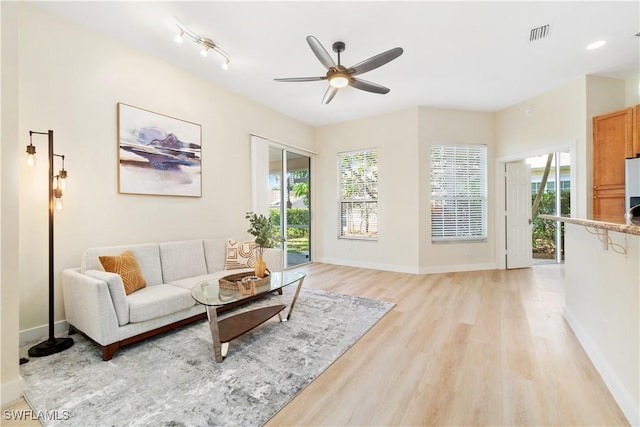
529, 24, 551, 42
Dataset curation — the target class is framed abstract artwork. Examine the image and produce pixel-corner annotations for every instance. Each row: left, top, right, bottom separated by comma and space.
117, 103, 202, 197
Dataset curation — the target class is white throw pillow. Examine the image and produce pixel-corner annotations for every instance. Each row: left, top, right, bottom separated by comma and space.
224, 239, 257, 270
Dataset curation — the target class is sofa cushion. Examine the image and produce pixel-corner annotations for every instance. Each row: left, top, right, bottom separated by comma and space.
224, 239, 258, 270
82, 243, 163, 286
203, 238, 228, 274
127, 285, 195, 323
159, 240, 208, 283
99, 251, 146, 295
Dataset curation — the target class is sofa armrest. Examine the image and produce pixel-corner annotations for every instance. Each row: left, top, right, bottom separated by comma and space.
62, 268, 121, 346
263, 248, 283, 272
84, 270, 129, 326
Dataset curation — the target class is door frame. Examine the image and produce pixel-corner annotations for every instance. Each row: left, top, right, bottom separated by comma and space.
494, 142, 576, 270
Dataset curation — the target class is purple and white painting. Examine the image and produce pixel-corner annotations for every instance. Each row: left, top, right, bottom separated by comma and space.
117, 103, 202, 197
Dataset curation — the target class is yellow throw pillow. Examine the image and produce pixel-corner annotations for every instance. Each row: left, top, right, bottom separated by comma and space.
224, 239, 257, 270
99, 250, 146, 295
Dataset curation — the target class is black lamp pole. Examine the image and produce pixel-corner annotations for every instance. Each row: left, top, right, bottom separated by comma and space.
27, 130, 74, 357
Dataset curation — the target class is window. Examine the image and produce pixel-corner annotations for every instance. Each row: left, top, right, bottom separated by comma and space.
338, 149, 378, 239
430, 143, 487, 242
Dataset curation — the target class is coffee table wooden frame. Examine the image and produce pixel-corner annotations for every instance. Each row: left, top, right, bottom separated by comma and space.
193, 272, 305, 363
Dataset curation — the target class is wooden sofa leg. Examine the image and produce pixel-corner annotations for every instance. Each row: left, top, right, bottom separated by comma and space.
68, 325, 77, 335
102, 343, 119, 361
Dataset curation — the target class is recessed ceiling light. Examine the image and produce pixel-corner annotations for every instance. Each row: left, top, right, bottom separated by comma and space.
586, 40, 606, 50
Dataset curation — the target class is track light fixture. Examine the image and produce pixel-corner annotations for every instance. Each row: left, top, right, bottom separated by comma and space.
174, 19, 231, 71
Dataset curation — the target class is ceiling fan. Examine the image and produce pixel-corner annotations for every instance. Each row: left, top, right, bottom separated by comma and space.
274, 36, 404, 104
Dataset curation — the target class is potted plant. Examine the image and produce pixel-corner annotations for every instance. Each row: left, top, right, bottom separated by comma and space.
245, 211, 279, 278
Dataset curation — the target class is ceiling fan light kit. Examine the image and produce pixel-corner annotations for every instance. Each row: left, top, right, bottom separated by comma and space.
329, 73, 350, 88
174, 18, 231, 71
275, 35, 403, 104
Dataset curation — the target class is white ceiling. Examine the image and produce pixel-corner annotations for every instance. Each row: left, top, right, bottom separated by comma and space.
30, 1, 640, 127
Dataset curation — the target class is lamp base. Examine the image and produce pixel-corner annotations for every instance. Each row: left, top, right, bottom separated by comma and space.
28, 337, 74, 357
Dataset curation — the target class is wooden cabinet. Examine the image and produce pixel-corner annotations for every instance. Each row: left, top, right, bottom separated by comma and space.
635, 105, 640, 158
592, 105, 639, 216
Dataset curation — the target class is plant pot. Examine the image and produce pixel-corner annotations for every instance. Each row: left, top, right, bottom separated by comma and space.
255, 252, 267, 278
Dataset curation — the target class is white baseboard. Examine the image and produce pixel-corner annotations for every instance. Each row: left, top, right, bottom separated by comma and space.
19, 320, 69, 347
564, 306, 638, 426
418, 262, 497, 274
313, 258, 497, 275
313, 258, 420, 274
1, 377, 24, 406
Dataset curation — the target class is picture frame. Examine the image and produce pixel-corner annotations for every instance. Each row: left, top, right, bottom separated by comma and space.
117, 103, 202, 197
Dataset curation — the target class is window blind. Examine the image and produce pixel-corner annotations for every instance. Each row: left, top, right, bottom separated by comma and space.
338, 150, 378, 239
430, 143, 487, 242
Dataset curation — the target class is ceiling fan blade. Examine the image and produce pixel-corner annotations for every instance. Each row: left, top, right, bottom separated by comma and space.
306, 35, 336, 70
350, 78, 390, 94
322, 86, 339, 104
349, 47, 403, 76
274, 76, 327, 82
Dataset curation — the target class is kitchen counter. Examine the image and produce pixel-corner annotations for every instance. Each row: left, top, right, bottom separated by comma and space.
539, 214, 640, 236
547, 215, 639, 424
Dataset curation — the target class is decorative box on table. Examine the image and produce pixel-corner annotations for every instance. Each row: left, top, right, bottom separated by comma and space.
219, 270, 271, 296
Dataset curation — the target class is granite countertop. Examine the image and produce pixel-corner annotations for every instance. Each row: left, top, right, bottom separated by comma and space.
539, 214, 640, 236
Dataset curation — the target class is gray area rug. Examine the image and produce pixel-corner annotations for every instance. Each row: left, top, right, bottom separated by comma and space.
21, 287, 393, 426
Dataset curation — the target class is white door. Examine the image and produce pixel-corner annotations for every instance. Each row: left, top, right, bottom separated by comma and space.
506, 162, 532, 269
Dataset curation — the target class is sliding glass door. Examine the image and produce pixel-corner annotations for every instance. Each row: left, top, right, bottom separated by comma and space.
269, 147, 311, 268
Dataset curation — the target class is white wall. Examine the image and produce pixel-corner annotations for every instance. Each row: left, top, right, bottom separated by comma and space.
563, 224, 639, 425
315, 108, 421, 273
315, 106, 495, 274
624, 73, 640, 107
1, 0, 24, 406
495, 76, 627, 219
495, 77, 589, 217
16, 5, 315, 338
418, 107, 495, 273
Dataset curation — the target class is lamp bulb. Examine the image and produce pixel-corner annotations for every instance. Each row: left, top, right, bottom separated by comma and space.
26, 143, 36, 167
53, 188, 63, 211
174, 31, 184, 44
200, 47, 208, 58
221, 61, 230, 71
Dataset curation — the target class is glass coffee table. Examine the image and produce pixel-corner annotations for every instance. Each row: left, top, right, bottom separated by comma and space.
191, 271, 306, 363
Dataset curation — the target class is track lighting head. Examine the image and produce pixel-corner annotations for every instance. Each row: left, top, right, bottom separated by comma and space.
174, 30, 184, 44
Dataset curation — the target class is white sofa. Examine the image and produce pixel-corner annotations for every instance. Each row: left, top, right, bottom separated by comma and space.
62, 238, 282, 361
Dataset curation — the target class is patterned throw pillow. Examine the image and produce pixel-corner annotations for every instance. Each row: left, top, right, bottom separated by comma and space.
224, 239, 257, 270
99, 250, 146, 295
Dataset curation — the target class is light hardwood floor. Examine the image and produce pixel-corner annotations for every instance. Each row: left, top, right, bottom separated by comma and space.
3, 263, 629, 426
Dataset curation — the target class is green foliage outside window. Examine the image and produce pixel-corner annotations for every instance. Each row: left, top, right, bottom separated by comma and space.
269, 208, 309, 239
531, 190, 570, 257
268, 208, 310, 255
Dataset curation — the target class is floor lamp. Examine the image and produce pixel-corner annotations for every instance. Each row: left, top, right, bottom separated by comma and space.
26, 130, 74, 357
